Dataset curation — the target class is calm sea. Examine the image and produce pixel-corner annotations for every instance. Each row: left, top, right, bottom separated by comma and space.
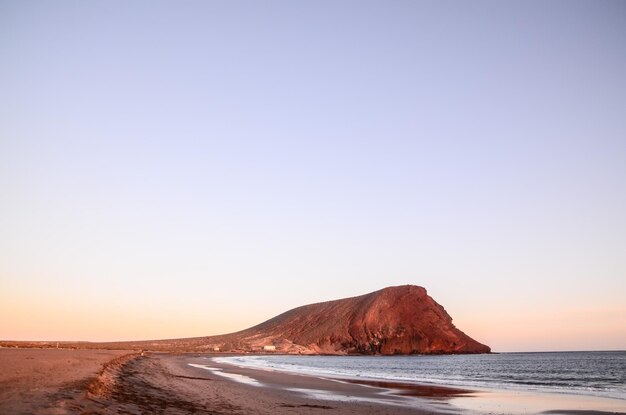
217, 351, 626, 400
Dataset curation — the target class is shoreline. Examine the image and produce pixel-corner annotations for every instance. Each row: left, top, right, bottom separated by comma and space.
208, 354, 626, 415
1, 348, 625, 415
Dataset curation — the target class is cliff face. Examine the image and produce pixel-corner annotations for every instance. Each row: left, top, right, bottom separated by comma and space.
207, 285, 490, 355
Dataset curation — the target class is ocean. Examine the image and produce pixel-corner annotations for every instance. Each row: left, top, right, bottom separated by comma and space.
216, 351, 626, 401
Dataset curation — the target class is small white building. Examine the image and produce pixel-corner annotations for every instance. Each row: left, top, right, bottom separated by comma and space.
262, 345, 276, 352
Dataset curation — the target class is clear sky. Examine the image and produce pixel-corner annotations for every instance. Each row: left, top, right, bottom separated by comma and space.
1, 1, 625, 352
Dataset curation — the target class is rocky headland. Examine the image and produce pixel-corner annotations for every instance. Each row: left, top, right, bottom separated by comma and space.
202, 285, 490, 354
1, 285, 489, 355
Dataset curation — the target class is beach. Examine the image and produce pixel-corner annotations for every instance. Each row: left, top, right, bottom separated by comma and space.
0, 348, 450, 414
1, 348, 625, 415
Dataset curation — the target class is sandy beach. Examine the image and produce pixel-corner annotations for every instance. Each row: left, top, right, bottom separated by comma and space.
1, 348, 625, 415
0, 348, 450, 414
0, 348, 129, 414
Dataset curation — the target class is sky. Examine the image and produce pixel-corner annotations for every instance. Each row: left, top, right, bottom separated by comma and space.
1, 1, 625, 352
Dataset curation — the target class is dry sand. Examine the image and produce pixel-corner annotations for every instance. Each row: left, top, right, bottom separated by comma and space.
0, 348, 129, 414
1, 348, 624, 415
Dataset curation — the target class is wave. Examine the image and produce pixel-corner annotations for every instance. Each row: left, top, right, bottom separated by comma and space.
213, 352, 626, 401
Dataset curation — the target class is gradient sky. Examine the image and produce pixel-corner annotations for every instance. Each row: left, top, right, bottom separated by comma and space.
1, 1, 625, 352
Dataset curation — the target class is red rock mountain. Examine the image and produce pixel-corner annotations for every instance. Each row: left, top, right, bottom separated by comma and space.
1, 285, 489, 354
201, 285, 490, 354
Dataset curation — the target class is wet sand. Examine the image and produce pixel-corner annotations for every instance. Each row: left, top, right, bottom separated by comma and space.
1, 348, 625, 415
199, 356, 626, 415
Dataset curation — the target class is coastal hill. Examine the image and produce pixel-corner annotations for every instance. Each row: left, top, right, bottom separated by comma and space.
1, 285, 490, 354
203, 285, 490, 354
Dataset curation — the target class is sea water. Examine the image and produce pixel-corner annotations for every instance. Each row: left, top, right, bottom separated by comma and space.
216, 351, 626, 401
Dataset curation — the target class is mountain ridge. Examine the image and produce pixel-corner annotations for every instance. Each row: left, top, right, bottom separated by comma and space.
0, 285, 490, 354
204, 285, 490, 354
